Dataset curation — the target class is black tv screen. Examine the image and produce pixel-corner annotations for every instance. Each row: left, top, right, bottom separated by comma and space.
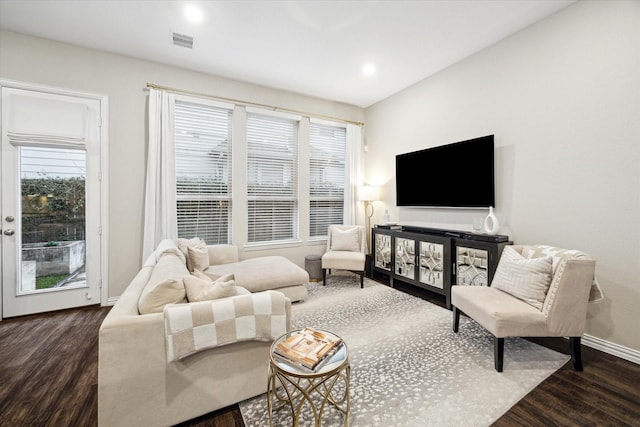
395, 135, 495, 208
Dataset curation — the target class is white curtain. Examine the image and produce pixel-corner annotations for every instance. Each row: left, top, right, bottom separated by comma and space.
142, 89, 177, 263
345, 123, 364, 227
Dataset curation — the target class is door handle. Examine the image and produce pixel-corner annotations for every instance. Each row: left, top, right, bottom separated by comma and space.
3, 229, 15, 236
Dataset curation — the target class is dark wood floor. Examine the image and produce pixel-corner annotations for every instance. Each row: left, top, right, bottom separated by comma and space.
1, 284, 639, 427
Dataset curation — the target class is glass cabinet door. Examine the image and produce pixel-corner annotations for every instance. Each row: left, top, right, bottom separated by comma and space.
456, 246, 489, 286
418, 241, 444, 289
374, 233, 392, 271
395, 237, 415, 279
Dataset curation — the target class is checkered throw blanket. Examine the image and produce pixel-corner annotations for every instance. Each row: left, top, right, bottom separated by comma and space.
164, 290, 288, 363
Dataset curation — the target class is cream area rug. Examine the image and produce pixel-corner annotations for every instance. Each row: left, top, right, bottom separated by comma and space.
239, 276, 569, 427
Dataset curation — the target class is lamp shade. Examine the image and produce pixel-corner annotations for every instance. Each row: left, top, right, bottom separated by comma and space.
357, 185, 380, 201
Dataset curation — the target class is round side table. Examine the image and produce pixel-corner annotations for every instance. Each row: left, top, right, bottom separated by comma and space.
267, 329, 350, 426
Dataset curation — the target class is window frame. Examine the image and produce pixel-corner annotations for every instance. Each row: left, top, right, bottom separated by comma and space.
308, 119, 347, 239
245, 108, 301, 246
173, 95, 234, 245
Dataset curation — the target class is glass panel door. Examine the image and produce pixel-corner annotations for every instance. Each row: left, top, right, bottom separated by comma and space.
456, 246, 489, 286
418, 241, 444, 289
374, 232, 391, 271
1, 85, 103, 318
395, 237, 415, 280
19, 146, 87, 294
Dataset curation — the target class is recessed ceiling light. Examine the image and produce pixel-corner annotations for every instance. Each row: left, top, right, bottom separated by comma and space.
184, 5, 203, 23
362, 63, 376, 76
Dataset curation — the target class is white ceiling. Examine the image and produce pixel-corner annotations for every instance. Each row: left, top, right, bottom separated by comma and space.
0, 0, 576, 107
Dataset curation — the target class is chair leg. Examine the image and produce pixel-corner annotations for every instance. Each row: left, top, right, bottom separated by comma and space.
322, 268, 327, 286
359, 271, 364, 288
494, 337, 504, 372
570, 337, 583, 371
453, 307, 460, 333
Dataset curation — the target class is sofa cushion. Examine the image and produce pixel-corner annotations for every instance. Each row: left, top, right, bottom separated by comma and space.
155, 238, 186, 264
193, 268, 221, 281
322, 250, 365, 271
208, 244, 239, 265
138, 253, 189, 314
184, 273, 247, 302
491, 246, 553, 310
205, 255, 309, 293
451, 286, 548, 337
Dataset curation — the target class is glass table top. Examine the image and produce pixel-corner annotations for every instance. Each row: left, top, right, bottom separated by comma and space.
270, 328, 349, 377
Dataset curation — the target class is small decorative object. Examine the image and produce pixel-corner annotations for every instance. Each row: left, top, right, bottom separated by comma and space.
483, 206, 500, 235
383, 210, 391, 224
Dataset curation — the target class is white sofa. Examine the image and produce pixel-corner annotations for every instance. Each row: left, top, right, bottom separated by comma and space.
98, 240, 309, 426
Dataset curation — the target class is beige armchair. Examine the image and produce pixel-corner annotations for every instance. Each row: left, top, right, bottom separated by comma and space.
322, 225, 367, 288
452, 245, 597, 372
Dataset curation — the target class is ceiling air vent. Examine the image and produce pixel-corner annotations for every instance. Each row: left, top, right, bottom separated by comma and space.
173, 32, 193, 49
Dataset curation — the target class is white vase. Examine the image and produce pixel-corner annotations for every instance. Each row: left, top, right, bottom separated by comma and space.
483, 206, 500, 235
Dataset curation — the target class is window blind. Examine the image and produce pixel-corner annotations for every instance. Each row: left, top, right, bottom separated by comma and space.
6, 91, 88, 149
309, 122, 346, 237
174, 100, 232, 244
246, 112, 299, 244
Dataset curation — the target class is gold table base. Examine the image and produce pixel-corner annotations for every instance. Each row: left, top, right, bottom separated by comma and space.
267, 361, 350, 427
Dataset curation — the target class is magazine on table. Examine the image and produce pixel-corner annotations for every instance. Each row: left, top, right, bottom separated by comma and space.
274, 327, 343, 371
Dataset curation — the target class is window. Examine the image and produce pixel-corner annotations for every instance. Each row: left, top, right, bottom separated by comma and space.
21, 146, 86, 244
246, 112, 299, 244
174, 99, 232, 244
309, 122, 346, 237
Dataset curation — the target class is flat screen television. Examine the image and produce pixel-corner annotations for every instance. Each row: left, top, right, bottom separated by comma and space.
395, 135, 495, 208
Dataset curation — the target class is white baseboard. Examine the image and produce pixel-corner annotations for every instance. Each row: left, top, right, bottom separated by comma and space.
583, 333, 640, 365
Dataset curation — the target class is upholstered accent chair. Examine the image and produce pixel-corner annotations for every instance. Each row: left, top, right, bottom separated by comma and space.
452, 245, 598, 372
322, 225, 367, 288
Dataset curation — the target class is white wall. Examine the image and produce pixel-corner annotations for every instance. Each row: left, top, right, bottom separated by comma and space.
364, 0, 640, 352
0, 30, 364, 299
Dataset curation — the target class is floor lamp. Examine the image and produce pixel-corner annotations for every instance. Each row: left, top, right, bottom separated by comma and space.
357, 185, 380, 254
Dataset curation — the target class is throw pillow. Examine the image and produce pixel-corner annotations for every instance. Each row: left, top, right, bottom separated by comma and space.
187, 240, 209, 272
138, 253, 188, 314
491, 246, 553, 310
330, 227, 360, 252
138, 279, 186, 314
178, 237, 205, 271
183, 273, 239, 302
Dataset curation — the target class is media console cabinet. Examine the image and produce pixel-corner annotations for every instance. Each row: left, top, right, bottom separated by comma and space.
371, 225, 513, 309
